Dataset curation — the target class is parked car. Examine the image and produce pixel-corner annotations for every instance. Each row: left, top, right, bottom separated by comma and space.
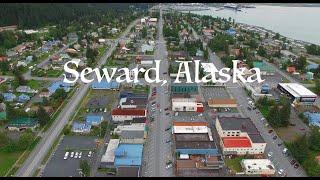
290, 159, 296, 165
300, 128, 305, 131
70, 152, 75, 158
294, 163, 300, 169
64, 152, 69, 160
267, 151, 273, 158
166, 139, 171, 143
74, 152, 79, 159
277, 143, 283, 146
79, 152, 82, 158
165, 126, 171, 131
166, 161, 173, 169
268, 129, 273, 134
88, 151, 92, 157
166, 112, 170, 115
289, 123, 296, 126
273, 136, 277, 140
165, 107, 169, 111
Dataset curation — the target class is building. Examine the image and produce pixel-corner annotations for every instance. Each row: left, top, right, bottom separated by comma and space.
148, 18, 157, 26
207, 98, 237, 108
117, 166, 140, 177
71, 122, 92, 133
16, 86, 38, 94
85, 115, 104, 126
241, 159, 276, 175
172, 98, 204, 112
114, 143, 143, 167
277, 83, 317, 105
2, 93, 16, 102
171, 83, 198, 94
215, 116, 266, 155
68, 32, 78, 42
17, 94, 31, 103
113, 123, 146, 140
48, 81, 71, 96
101, 139, 120, 167
111, 108, 147, 122
91, 80, 120, 90
169, 51, 188, 61
287, 66, 296, 74
7, 117, 39, 131
253, 61, 275, 75
225, 28, 236, 36
141, 44, 154, 53
304, 112, 320, 128
119, 96, 148, 109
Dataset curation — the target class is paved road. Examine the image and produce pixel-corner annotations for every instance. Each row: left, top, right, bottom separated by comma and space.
142, 5, 173, 177
15, 19, 138, 177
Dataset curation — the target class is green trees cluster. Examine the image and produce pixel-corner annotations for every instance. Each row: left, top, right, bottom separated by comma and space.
256, 96, 290, 128
286, 128, 320, 176
208, 33, 235, 53
36, 106, 51, 127
0, 130, 34, 153
257, 45, 267, 57
184, 39, 203, 56
293, 55, 307, 71
80, 159, 91, 177
305, 44, 320, 56
86, 47, 99, 67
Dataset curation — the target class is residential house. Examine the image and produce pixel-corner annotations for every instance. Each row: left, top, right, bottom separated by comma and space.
225, 28, 236, 36
196, 49, 204, 57
16, 86, 38, 94
68, 33, 78, 42
18, 94, 30, 103
86, 115, 104, 126
48, 81, 71, 96
2, 93, 16, 102
287, 66, 296, 74
141, 44, 154, 54
148, 18, 157, 26
71, 122, 92, 133
304, 112, 320, 128
0, 56, 8, 62
7, 117, 39, 131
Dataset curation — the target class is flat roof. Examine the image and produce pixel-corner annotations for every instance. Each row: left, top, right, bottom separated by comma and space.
175, 133, 210, 142
278, 83, 317, 98
208, 98, 237, 105
222, 137, 252, 148
117, 166, 140, 177
241, 159, 275, 171
175, 141, 216, 149
101, 139, 120, 163
114, 144, 143, 166
173, 123, 208, 134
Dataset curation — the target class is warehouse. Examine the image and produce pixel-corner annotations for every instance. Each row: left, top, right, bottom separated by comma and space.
172, 98, 204, 112
207, 98, 237, 108
114, 144, 143, 167
100, 139, 120, 167
277, 83, 317, 105
241, 159, 276, 175
171, 83, 198, 94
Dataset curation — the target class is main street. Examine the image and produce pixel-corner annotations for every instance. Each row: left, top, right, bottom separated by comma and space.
15, 19, 138, 177
142, 5, 173, 177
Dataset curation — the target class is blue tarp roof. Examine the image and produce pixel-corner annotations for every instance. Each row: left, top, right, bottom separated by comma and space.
2, 93, 16, 102
85, 115, 103, 125
48, 81, 71, 94
114, 144, 143, 166
91, 80, 119, 90
304, 112, 320, 127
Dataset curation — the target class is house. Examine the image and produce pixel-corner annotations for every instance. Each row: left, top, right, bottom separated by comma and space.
39, 91, 50, 98
0, 103, 6, 121
253, 61, 275, 75
71, 122, 92, 133
7, 117, 39, 131
111, 108, 147, 122
48, 81, 71, 96
85, 115, 104, 126
306, 72, 314, 80
111, 28, 119, 34
306, 64, 319, 71
18, 94, 30, 103
0, 56, 8, 62
172, 98, 204, 112
148, 18, 157, 26
216, 116, 266, 155
286, 66, 296, 74
2, 93, 16, 102
68, 33, 78, 42
16, 61, 28, 67
91, 80, 120, 90
225, 28, 236, 36
65, 48, 77, 54
207, 98, 237, 108
99, 39, 106, 44
0, 77, 6, 84
16, 86, 38, 94
241, 159, 275, 175
169, 51, 188, 60
141, 44, 154, 53
26, 56, 33, 63
304, 112, 320, 128
114, 143, 143, 167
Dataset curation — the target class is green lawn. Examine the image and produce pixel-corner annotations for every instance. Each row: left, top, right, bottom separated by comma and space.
0, 151, 21, 176
46, 69, 62, 77
27, 80, 41, 90
225, 156, 245, 173
258, 104, 269, 118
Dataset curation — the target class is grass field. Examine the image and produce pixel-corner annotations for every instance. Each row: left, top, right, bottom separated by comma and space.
225, 156, 245, 173
0, 151, 21, 176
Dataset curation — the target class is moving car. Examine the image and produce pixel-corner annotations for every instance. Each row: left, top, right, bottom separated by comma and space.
166, 161, 173, 169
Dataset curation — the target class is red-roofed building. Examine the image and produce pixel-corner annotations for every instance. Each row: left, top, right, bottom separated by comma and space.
287, 66, 296, 74
0, 56, 8, 62
111, 108, 146, 122
222, 137, 252, 148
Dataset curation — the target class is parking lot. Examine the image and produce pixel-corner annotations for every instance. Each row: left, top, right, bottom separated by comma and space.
42, 136, 97, 177
201, 86, 230, 99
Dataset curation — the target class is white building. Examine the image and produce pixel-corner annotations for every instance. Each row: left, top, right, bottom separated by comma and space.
100, 139, 120, 167
277, 83, 317, 106
241, 159, 276, 175
172, 98, 204, 112
172, 121, 214, 141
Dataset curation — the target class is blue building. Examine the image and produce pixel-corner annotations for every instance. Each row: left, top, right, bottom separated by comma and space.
114, 144, 143, 167
175, 141, 219, 155
306, 64, 319, 71
71, 122, 92, 133
91, 80, 120, 90
18, 94, 30, 103
85, 115, 104, 126
261, 84, 271, 94
304, 112, 320, 128
48, 81, 71, 95
225, 28, 236, 36
2, 93, 16, 102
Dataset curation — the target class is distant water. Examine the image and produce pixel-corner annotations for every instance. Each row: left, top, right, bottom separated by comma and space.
185, 5, 320, 45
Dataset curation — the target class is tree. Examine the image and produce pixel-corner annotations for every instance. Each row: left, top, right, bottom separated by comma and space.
36, 106, 51, 127
0, 131, 10, 149
315, 79, 320, 95
265, 32, 269, 39
257, 46, 267, 57
274, 33, 280, 40
294, 55, 307, 71
51, 88, 67, 100
0, 94, 4, 103
308, 128, 320, 151
80, 159, 91, 177
287, 135, 308, 164
17, 131, 34, 151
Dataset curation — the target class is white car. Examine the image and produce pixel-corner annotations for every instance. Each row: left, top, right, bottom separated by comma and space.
70, 152, 74, 158
88, 151, 92, 157
64, 152, 69, 160
260, 118, 265, 121
79, 152, 82, 158
267, 151, 273, 158
278, 169, 285, 176
74, 152, 79, 159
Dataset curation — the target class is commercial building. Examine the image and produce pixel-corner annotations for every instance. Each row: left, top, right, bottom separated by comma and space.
111, 108, 147, 122
7, 117, 39, 131
114, 143, 143, 167
277, 83, 317, 105
100, 139, 120, 167
119, 96, 148, 109
207, 98, 237, 108
215, 116, 266, 155
171, 83, 198, 94
172, 98, 204, 112
241, 159, 276, 175
113, 123, 147, 140
91, 80, 120, 90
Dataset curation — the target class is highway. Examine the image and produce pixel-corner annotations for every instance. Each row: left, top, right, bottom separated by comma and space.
15, 19, 138, 177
